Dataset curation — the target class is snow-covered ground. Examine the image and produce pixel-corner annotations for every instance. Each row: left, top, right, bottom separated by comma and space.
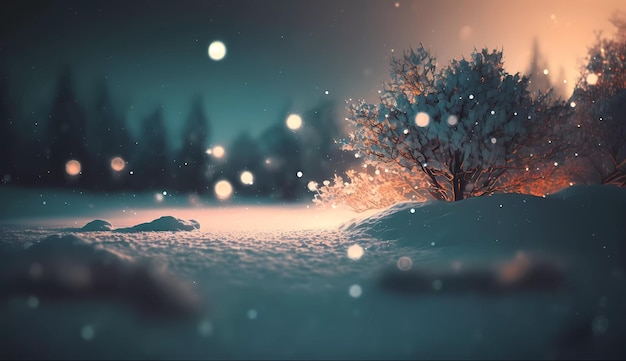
1, 185, 625, 359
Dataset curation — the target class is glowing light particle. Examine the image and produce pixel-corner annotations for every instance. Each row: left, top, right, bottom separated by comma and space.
208, 41, 227, 61
491, 137, 497, 144
81, 325, 95, 341
349, 284, 362, 298
397, 256, 412, 271
65, 160, 81, 176
286, 114, 302, 130
211, 146, 225, 158
110, 157, 125, 172
198, 320, 214, 337
347, 244, 364, 260
155, 193, 164, 202
247, 309, 258, 320
240, 171, 254, 185
447, 115, 458, 126
570, 102, 576, 108
307, 181, 318, 191
543, 69, 549, 75
432, 280, 443, 291
414, 112, 430, 127
26, 296, 39, 308
214, 180, 233, 200
592, 315, 609, 335
586, 73, 599, 85
296, 171, 303, 178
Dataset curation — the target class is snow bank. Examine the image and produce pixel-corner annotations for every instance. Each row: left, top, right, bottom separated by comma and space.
343, 184, 626, 252
80, 219, 113, 231
343, 184, 626, 297
0, 234, 202, 319
114, 216, 200, 232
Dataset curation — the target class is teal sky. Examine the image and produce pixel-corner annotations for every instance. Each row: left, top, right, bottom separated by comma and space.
1, 0, 623, 147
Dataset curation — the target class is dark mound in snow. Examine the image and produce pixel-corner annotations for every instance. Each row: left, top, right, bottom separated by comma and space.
80, 219, 113, 231
380, 251, 565, 295
0, 234, 202, 319
115, 216, 200, 232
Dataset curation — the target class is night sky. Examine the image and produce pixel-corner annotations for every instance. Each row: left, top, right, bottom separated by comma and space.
1, 0, 623, 147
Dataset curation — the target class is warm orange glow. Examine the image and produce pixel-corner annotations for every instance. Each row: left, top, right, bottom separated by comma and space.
65, 160, 81, 176
110, 157, 126, 172
497, 252, 531, 284
516, 164, 577, 197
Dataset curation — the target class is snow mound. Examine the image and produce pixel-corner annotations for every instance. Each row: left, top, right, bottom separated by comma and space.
342, 184, 626, 251
80, 219, 113, 231
115, 216, 200, 232
0, 234, 202, 319
343, 184, 626, 297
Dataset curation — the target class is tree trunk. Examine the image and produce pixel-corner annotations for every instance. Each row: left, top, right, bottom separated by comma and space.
453, 175, 465, 201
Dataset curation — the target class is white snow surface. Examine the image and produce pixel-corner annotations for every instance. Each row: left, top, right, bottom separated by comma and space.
0, 185, 625, 359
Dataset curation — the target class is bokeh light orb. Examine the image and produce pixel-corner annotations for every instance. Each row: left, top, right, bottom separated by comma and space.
349, 284, 362, 298
208, 41, 227, 61
415, 112, 430, 127
286, 114, 302, 130
65, 159, 81, 176
110, 157, 126, 172
214, 179, 233, 200
586, 73, 599, 85
397, 256, 413, 271
447, 115, 458, 126
347, 244, 364, 260
240, 170, 254, 185
211, 145, 225, 158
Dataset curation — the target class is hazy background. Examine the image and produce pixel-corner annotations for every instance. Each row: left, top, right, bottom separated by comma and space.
1, 0, 623, 146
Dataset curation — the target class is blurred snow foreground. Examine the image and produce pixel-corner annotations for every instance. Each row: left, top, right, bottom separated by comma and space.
0, 185, 625, 359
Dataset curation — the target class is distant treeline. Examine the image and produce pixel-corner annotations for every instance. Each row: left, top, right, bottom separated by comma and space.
0, 68, 357, 200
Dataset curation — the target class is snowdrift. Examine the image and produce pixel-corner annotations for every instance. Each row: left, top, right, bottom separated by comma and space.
80, 219, 113, 231
114, 216, 200, 232
1, 185, 625, 359
0, 234, 202, 319
61, 216, 200, 233
343, 184, 625, 258
343, 184, 626, 295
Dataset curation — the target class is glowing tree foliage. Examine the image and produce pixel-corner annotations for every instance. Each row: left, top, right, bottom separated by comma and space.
570, 12, 626, 187
313, 165, 429, 213
341, 46, 571, 202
